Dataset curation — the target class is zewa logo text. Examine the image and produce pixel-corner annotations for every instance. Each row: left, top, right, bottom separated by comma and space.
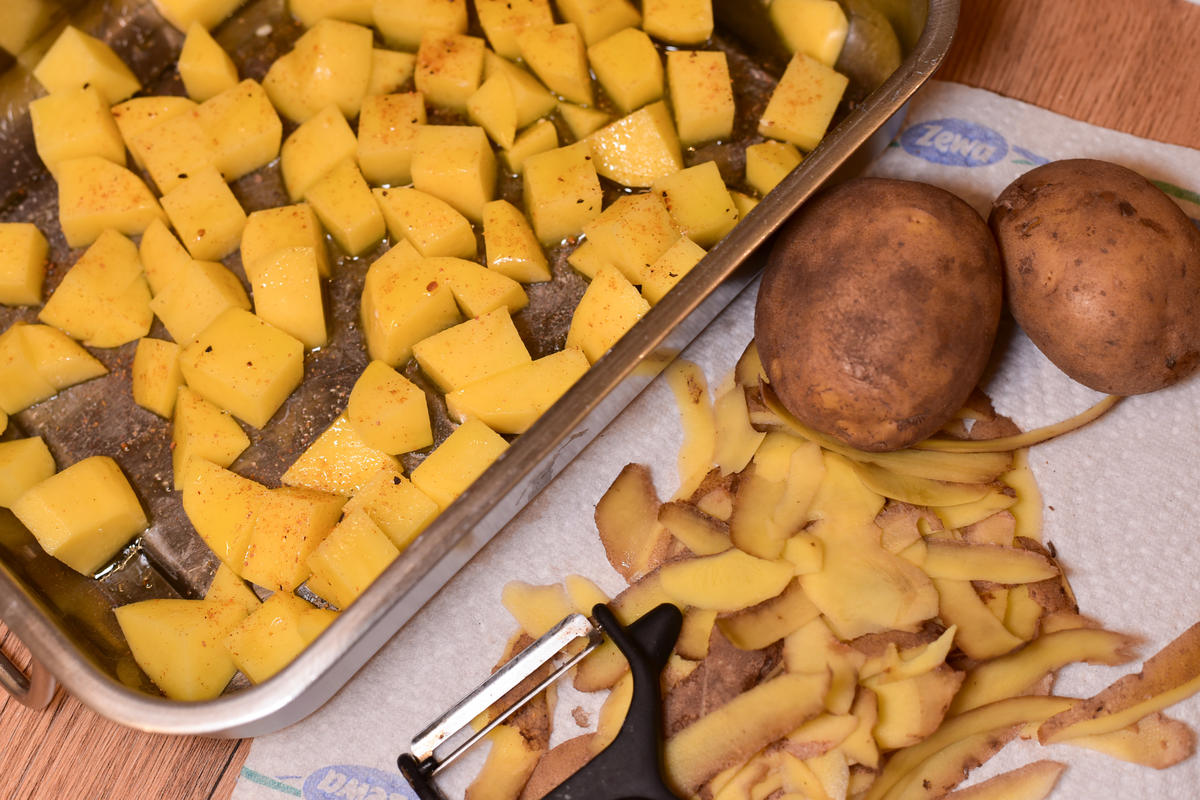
900, 118, 1009, 167
302, 764, 419, 800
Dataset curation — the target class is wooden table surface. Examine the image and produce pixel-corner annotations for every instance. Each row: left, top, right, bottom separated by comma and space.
3, 0, 1200, 797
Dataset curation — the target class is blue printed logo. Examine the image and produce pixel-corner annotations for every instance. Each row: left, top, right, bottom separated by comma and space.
900, 119, 1008, 167
303, 764, 418, 800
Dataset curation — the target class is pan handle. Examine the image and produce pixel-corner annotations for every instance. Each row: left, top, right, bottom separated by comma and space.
0, 636, 57, 710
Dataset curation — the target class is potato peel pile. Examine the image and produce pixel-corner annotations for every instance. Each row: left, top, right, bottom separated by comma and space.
481, 344, 1200, 800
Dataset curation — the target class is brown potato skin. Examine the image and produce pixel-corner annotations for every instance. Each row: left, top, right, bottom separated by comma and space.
755, 178, 1002, 452
990, 158, 1200, 394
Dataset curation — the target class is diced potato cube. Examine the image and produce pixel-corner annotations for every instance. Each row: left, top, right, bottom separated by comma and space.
769, 0, 849, 67
0, 325, 56, 415
412, 125, 496, 223
172, 386, 251, 488
500, 118, 559, 175
161, 166, 248, 261
410, 417, 509, 510
588, 101, 683, 188
18, 323, 108, 390
281, 413, 400, 496
131, 337, 183, 418
482, 53, 557, 129
149, 259, 252, 344
305, 159, 386, 256
414, 32, 487, 113
366, 48, 417, 97
0, 0, 54, 57
38, 229, 152, 348
12, 455, 147, 575
262, 20, 374, 121
111, 96, 197, 170
150, 0, 245, 30
558, 102, 610, 140
652, 160, 738, 247
357, 92, 426, 187
427, 256, 529, 317
138, 219, 192, 296
375, 0, 468, 50
0, 437, 56, 508
566, 239, 614, 280
413, 307, 531, 393
483, 200, 550, 283
305, 509, 400, 608
342, 467, 439, 550
32, 25, 140, 103
566, 265, 649, 363
179, 308, 305, 429
55, 156, 166, 248
447, 347, 589, 433
181, 458, 266, 569
246, 247, 327, 349
196, 79, 283, 181
360, 243, 462, 365
555, 0, 641, 45
242, 203, 331, 279
745, 140, 803, 195
205, 564, 260, 614
731, 190, 759, 219
588, 28, 663, 114
289, 0, 374, 26
345, 360, 433, 454
0, 222, 48, 306
240, 486, 346, 592
224, 592, 338, 683
280, 105, 359, 202
29, 86, 125, 176
114, 598, 246, 700
467, 74, 517, 150
642, 0, 713, 45
128, 108, 217, 195
666, 50, 734, 145
582, 192, 681, 285
522, 141, 602, 244
179, 22, 238, 101
758, 52, 849, 151
373, 187, 476, 259
516, 24, 592, 106
641, 235, 706, 304
476, 0, 554, 58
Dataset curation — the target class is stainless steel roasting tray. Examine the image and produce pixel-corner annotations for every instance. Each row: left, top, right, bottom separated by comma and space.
0, 0, 959, 736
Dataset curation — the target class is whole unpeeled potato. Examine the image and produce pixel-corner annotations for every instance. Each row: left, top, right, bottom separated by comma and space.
990, 159, 1200, 394
755, 178, 1003, 452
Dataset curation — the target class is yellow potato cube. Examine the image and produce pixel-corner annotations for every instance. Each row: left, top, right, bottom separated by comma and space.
181, 458, 266, 569
17, 323, 108, 392
151, 0, 244, 30
666, 50, 734, 145
588, 101, 683, 188
114, 598, 246, 700
0, 222, 48, 306
0, 0, 54, 57
482, 53, 557, 129
29, 86, 125, 176
516, 24, 592, 106
179, 308, 305, 429
373, 187, 476, 259
357, 92, 427, 187
558, 102, 610, 140
412, 307, 531, 393
38, 229, 153, 348
410, 417, 509, 510
224, 592, 338, 683
731, 190, 759, 219
587, 28, 663, 114
411, 125, 496, 223
111, 95, 197, 170
305, 509, 400, 609
642, 0, 713, 45
196, 79, 283, 181
582, 192, 681, 285
522, 141, 602, 244
345, 360, 433, 454
289, 0, 374, 26
476, 0, 554, 58
240, 486, 346, 592
555, 0, 641, 45
280, 105, 359, 202
32, 25, 140, 103
131, 337, 183, 418
281, 413, 400, 496
641, 235, 706, 304
128, 108, 218, 195
246, 247, 327, 349
149, 259, 252, 344
375, 0, 468, 50
467, 74, 518, 150
205, 563, 260, 614
447, 347, 588, 433
759, 52, 849, 151
305, 159, 386, 256
161, 166, 248, 261
566, 265, 649, 363
367, 48, 417, 97
652, 160, 738, 247
262, 20, 374, 121
565, 239, 614, 280
414, 32, 486, 113
360, 243, 463, 365
138, 219, 191, 296
242, 203, 331, 279
500, 118, 559, 175
55, 156, 166, 248
171, 386, 251, 488
428, 256, 529, 317
178, 22, 238, 101
342, 467, 439, 550
745, 139, 803, 195
12, 455, 147, 575
0, 437, 56, 508
769, 0, 849, 67
482, 200, 550, 283
0, 325, 56, 415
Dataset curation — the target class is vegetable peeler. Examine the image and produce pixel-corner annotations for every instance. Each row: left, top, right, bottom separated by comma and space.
398, 603, 684, 800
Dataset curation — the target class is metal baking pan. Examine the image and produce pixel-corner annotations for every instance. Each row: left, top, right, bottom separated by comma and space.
0, 0, 958, 736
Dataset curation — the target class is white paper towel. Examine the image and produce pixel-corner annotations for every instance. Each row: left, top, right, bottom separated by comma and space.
233, 81, 1200, 800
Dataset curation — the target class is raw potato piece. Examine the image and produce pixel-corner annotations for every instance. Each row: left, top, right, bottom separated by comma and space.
759, 52, 849, 151
517, 24, 593, 106
414, 32, 487, 114
411, 125, 497, 223
447, 348, 590, 434
139, 219, 192, 295
375, 0, 468, 50
224, 592, 339, 683
642, 0, 713, 45
342, 467, 439, 551
197, 80, 284, 181
148, 259, 252, 344
29, 86, 126, 176
247, 247, 327, 349
360, 244, 462, 365
55, 157, 166, 248
642, 237, 707, 306
280, 106, 359, 202
111, 96, 198, 170
587, 28, 663, 114
582, 192, 681, 286
374, 188, 477, 259
366, 48, 417, 97
357, 92, 427, 187
131, 338, 183, 418
241, 203, 331, 279
587, 102, 684, 188
476, 0, 554, 58
666, 50, 735, 146
178, 23, 239, 101
32, 25, 140, 103
289, 0, 374, 27
306, 509, 400, 609
240, 486, 347, 592
0, 223, 49, 306
127, 109, 217, 195
151, 0, 244, 30
281, 413, 401, 497
161, 166, 248, 261
0, 437, 56, 508
483, 200, 552, 284
566, 266, 650, 363
556, 0, 641, 44
346, 360, 434, 455
412, 307, 532, 393
769, 0, 849, 67
410, 417, 509, 510
483, 53, 558, 129
171, 386, 251, 489
428, 256, 529, 317
262, 20, 373, 121
182, 458, 266, 570
522, 142, 602, 245
305, 160, 386, 256
652, 160, 738, 247
746, 140, 803, 195
467, 74, 518, 150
